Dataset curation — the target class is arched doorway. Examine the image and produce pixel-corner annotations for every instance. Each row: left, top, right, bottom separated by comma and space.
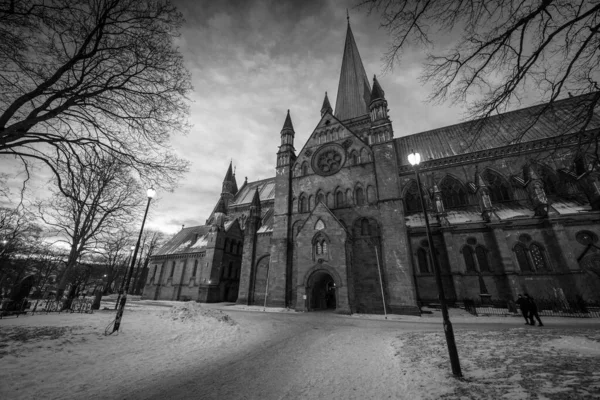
307, 270, 336, 311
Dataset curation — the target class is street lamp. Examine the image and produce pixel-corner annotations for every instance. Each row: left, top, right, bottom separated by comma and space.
408, 151, 462, 377
111, 187, 156, 334
114, 245, 135, 310
0, 239, 8, 257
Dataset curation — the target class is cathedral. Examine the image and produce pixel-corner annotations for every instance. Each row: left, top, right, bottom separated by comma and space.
141, 22, 600, 315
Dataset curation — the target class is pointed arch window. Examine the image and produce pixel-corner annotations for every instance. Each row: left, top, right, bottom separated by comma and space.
514, 243, 532, 272
350, 151, 358, 165
536, 165, 559, 195
355, 187, 365, 206
336, 191, 345, 208
530, 243, 547, 270
360, 148, 369, 163
317, 191, 325, 205
476, 246, 490, 272
193, 260, 198, 277
366, 186, 376, 204
440, 176, 468, 208
417, 248, 431, 274
313, 234, 329, 258
482, 169, 511, 202
463, 246, 477, 272
360, 218, 370, 236
299, 195, 308, 213
301, 162, 309, 176
170, 261, 176, 278
404, 181, 421, 213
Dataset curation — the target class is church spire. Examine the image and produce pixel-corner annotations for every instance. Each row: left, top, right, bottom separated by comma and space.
277, 110, 296, 168
321, 92, 333, 117
334, 20, 371, 121
222, 161, 238, 195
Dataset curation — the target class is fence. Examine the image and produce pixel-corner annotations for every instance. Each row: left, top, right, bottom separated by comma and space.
461, 297, 600, 318
0, 297, 94, 318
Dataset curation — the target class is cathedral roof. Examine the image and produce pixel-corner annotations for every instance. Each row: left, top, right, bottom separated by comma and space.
395, 93, 600, 167
230, 177, 275, 206
334, 22, 371, 121
154, 225, 211, 256
282, 109, 295, 132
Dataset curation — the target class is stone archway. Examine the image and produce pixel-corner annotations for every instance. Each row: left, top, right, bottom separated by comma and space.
307, 270, 337, 311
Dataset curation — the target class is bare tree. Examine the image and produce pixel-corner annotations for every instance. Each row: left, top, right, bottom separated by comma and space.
361, 0, 600, 151
37, 150, 145, 305
0, 0, 191, 193
97, 228, 135, 294
131, 229, 164, 294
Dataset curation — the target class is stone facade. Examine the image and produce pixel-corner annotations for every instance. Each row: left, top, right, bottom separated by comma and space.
143, 21, 600, 314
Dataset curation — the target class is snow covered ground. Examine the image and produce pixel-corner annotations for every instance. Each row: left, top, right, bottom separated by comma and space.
1, 301, 599, 399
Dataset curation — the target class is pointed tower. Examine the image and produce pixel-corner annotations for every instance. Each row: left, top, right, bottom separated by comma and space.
221, 161, 238, 210
335, 21, 372, 121
321, 92, 333, 117
270, 111, 296, 307
237, 189, 262, 305
368, 75, 394, 144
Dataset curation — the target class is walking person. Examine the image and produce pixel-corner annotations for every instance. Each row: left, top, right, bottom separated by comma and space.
526, 294, 544, 326
516, 294, 530, 325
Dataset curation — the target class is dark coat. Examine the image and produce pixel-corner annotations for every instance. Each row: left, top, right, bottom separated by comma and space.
516, 297, 529, 311
527, 296, 538, 312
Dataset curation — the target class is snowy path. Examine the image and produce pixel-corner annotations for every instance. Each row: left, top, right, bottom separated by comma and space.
143, 312, 416, 400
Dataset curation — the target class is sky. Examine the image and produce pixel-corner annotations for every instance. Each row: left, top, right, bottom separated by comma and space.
1, 0, 470, 236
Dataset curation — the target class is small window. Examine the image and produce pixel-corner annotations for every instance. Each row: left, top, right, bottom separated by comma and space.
404, 181, 420, 213
193, 260, 198, 277
336, 191, 344, 208
463, 247, 477, 272
302, 162, 309, 176
514, 243, 532, 272
299, 195, 308, 213
317, 192, 325, 205
417, 248, 431, 274
530, 243, 547, 270
170, 261, 175, 277
355, 187, 365, 206
476, 246, 490, 272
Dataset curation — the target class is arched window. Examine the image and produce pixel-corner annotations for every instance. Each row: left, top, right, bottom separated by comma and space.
350, 150, 358, 165
317, 191, 325, 205
536, 165, 559, 195
322, 241, 328, 255
463, 246, 477, 272
316, 242, 322, 255
361, 148, 370, 163
360, 218, 370, 236
299, 195, 308, 213
224, 238, 229, 252
574, 157, 587, 176
327, 192, 334, 208
404, 181, 421, 213
366, 186, 376, 203
229, 240, 235, 253
476, 246, 490, 272
336, 191, 344, 208
346, 189, 353, 205
440, 176, 468, 208
313, 235, 329, 259
530, 243, 548, 270
193, 260, 198, 277
309, 195, 314, 211
417, 248, 431, 274
514, 243, 532, 272
170, 261, 176, 278
482, 169, 511, 202
355, 187, 365, 206
301, 162, 309, 176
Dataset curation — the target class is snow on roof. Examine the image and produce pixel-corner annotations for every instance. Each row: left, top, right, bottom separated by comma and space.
257, 208, 274, 233
155, 226, 211, 256
232, 177, 275, 206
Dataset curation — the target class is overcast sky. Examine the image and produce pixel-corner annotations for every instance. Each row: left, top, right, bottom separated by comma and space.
1, 0, 471, 236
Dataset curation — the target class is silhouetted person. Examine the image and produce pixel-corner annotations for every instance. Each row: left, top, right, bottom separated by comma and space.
526, 294, 544, 326
516, 294, 530, 324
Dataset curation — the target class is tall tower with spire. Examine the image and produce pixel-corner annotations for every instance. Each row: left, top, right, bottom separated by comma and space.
335, 20, 372, 122
270, 110, 296, 307
221, 161, 238, 211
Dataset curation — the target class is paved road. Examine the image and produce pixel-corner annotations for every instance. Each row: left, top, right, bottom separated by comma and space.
122, 308, 600, 400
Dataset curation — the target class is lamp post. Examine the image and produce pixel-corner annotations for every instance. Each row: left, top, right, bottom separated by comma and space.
0, 239, 8, 257
114, 245, 135, 310
408, 151, 462, 377
112, 187, 156, 334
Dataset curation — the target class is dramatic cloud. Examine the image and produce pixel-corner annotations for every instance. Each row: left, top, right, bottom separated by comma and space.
0, 0, 467, 235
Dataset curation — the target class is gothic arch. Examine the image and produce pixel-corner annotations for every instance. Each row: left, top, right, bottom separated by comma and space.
346, 188, 353, 205
530, 161, 560, 195
316, 190, 326, 205
308, 195, 314, 211
439, 174, 469, 208
366, 185, 376, 204
360, 147, 370, 163
299, 193, 308, 213
327, 192, 334, 208
349, 150, 358, 165
335, 187, 345, 208
482, 168, 512, 202
301, 161, 309, 176
402, 179, 421, 213
352, 217, 380, 238
303, 264, 344, 288
354, 183, 365, 206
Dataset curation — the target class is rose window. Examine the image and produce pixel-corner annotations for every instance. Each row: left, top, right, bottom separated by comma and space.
312, 144, 346, 176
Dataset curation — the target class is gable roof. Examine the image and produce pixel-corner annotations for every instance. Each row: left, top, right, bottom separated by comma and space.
395, 93, 600, 167
231, 177, 275, 206
155, 225, 211, 256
